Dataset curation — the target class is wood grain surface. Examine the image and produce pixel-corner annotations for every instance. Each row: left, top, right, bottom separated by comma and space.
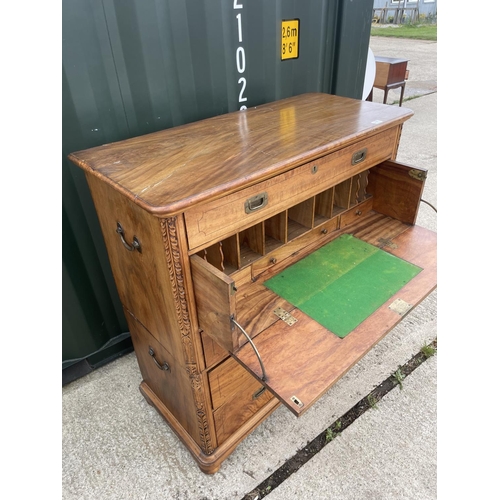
69, 93, 412, 216
368, 160, 426, 224
126, 310, 205, 443
233, 222, 436, 416
190, 255, 237, 352
183, 127, 398, 251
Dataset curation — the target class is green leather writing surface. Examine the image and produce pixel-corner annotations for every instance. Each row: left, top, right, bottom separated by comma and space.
264, 234, 422, 338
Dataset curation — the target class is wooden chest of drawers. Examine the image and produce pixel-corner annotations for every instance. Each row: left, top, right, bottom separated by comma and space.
69, 93, 436, 473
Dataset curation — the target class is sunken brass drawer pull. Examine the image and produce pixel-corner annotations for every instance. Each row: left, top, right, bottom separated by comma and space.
244, 192, 268, 214
252, 386, 267, 400
116, 222, 142, 253
148, 347, 170, 371
351, 148, 367, 165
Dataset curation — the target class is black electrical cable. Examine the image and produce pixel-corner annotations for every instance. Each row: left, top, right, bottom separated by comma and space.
420, 198, 437, 213
62, 331, 131, 369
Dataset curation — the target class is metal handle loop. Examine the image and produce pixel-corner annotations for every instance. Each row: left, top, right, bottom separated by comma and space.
148, 347, 170, 371
231, 316, 267, 381
116, 222, 141, 252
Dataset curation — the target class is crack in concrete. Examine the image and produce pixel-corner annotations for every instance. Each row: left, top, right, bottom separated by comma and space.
240, 339, 438, 500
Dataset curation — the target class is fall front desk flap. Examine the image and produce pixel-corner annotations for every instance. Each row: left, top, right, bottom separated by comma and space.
264, 234, 422, 338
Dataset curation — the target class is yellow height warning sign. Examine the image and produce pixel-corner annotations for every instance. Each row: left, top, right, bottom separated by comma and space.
281, 19, 299, 60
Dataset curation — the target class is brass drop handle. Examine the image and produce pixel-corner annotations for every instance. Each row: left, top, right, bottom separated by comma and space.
116, 222, 141, 252
148, 347, 170, 371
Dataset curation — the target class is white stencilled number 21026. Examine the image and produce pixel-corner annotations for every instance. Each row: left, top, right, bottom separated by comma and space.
234, 0, 247, 110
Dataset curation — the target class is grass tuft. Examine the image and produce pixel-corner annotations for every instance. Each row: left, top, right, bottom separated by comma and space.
421, 344, 437, 359
393, 367, 405, 390
325, 420, 342, 443
367, 393, 378, 409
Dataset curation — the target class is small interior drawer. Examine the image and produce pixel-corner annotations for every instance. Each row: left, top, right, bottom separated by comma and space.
184, 128, 398, 252
210, 357, 275, 444
339, 198, 373, 228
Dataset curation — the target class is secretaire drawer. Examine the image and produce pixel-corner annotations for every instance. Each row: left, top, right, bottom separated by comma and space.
184, 128, 398, 251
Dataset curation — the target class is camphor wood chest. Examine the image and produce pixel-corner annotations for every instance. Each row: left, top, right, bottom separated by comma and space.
69, 93, 437, 473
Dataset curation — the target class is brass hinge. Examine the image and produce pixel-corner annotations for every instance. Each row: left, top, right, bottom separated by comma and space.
378, 237, 398, 249
389, 298, 412, 316
409, 169, 427, 181
274, 307, 298, 326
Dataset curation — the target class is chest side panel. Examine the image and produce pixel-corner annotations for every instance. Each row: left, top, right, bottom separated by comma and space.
85, 173, 194, 365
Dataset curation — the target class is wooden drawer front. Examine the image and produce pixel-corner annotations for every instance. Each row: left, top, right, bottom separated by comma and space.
201, 330, 228, 370
339, 198, 373, 228
126, 311, 199, 435
184, 129, 398, 252
251, 215, 340, 279
210, 358, 275, 444
209, 356, 251, 411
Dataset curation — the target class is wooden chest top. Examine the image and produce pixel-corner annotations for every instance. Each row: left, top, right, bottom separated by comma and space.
68, 93, 413, 216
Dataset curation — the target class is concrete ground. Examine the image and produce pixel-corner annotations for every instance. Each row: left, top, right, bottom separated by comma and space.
62, 36, 437, 500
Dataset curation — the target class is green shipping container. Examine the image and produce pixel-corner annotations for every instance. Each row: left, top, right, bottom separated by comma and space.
62, 0, 374, 384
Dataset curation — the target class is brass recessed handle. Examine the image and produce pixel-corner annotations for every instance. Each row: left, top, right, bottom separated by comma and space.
116, 222, 141, 252
252, 386, 267, 400
148, 347, 170, 371
245, 192, 268, 213
351, 148, 367, 165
